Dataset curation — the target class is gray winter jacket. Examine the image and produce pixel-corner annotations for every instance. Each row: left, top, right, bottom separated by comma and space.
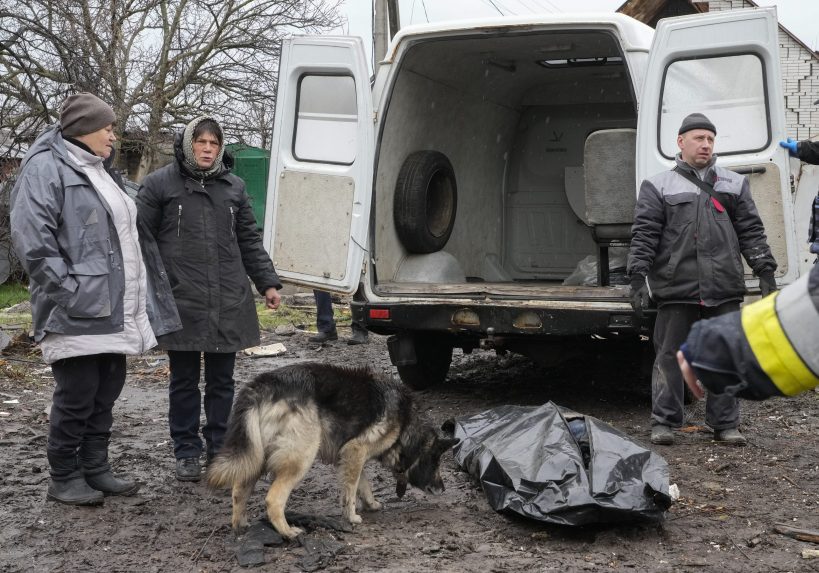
10, 125, 181, 342
136, 135, 282, 353
627, 155, 777, 306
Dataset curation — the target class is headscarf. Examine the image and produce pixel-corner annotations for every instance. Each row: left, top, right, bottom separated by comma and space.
181, 116, 225, 179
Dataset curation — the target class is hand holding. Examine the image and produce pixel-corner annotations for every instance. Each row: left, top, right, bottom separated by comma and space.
629, 275, 650, 319
758, 272, 777, 297
676, 350, 705, 400
778, 138, 798, 158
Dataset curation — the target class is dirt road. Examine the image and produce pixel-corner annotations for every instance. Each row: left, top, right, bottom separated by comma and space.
1, 325, 817, 572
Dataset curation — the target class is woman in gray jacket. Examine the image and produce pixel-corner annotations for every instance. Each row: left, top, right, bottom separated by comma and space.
10, 93, 180, 506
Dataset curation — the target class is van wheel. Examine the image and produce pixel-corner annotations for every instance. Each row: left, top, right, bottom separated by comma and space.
396, 337, 453, 390
394, 150, 457, 254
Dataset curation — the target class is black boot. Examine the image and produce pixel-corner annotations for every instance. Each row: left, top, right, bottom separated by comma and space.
79, 439, 140, 496
47, 451, 104, 506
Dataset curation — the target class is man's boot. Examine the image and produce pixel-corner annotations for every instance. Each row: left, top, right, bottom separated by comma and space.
308, 330, 338, 343
79, 439, 140, 496
347, 329, 369, 346
47, 451, 104, 506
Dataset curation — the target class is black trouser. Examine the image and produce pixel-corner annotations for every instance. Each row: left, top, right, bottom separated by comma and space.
652, 302, 740, 430
167, 351, 235, 459
314, 290, 336, 333
314, 289, 367, 335
48, 354, 127, 457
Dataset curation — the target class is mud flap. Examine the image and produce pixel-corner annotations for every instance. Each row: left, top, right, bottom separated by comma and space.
451, 402, 672, 525
387, 334, 417, 366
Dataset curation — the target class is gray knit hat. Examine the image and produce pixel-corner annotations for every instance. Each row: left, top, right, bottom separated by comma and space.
60, 93, 116, 137
678, 112, 716, 136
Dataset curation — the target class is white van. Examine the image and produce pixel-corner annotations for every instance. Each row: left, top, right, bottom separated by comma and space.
263, 8, 804, 389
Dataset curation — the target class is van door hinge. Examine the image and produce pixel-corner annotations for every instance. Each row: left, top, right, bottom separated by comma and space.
372, 110, 378, 123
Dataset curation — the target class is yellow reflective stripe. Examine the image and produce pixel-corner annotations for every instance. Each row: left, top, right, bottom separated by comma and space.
742, 293, 819, 396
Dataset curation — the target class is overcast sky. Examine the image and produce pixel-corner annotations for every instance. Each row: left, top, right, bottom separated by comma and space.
334, 0, 819, 70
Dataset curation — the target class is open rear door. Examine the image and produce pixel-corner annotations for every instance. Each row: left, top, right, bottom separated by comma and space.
636, 7, 798, 285
263, 36, 373, 294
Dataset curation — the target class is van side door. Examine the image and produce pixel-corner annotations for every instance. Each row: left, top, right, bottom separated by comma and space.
636, 7, 798, 286
263, 36, 374, 294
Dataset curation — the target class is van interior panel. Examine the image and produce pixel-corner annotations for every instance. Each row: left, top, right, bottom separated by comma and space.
374, 29, 638, 292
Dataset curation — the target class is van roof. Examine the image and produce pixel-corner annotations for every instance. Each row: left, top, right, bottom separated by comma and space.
386, 12, 654, 61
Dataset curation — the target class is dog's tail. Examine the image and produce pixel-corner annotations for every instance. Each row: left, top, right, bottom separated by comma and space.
206, 405, 265, 488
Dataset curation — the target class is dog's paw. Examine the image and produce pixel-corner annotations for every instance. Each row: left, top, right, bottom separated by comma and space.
344, 512, 363, 524
280, 526, 304, 540
363, 500, 382, 512
231, 517, 250, 532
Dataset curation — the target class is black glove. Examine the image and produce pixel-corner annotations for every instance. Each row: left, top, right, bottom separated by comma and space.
629, 274, 651, 319
758, 271, 777, 297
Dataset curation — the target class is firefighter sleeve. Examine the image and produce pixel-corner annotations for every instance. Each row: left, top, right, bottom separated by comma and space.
681, 264, 819, 400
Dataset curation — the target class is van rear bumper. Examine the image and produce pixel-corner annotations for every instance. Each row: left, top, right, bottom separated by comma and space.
351, 300, 645, 339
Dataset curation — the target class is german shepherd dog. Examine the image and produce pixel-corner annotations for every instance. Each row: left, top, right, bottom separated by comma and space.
207, 362, 457, 539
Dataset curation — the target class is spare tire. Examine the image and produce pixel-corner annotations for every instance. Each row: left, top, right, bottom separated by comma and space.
394, 150, 457, 254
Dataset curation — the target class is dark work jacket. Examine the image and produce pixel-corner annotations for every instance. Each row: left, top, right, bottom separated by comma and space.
136, 135, 282, 353
797, 140, 819, 254
628, 155, 777, 306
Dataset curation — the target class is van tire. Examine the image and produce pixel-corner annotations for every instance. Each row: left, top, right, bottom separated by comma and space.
396, 336, 453, 390
394, 151, 457, 254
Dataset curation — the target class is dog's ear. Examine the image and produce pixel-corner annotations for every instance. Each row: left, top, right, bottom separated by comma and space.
440, 418, 456, 436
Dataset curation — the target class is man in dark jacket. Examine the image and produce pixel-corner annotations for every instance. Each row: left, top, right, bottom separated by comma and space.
628, 113, 778, 446
779, 136, 819, 258
137, 116, 282, 481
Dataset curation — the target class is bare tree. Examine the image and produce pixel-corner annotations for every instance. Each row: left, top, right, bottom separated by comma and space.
0, 0, 343, 179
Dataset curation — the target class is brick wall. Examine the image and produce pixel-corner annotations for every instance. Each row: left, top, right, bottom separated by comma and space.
708, 0, 818, 139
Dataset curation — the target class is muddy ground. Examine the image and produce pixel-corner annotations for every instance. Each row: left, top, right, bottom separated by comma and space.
1, 303, 818, 573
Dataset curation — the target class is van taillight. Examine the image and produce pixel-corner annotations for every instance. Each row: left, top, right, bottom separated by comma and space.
369, 309, 390, 320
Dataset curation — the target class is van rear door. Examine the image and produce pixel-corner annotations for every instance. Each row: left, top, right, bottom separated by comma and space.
263, 36, 373, 294
636, 7, 798, 285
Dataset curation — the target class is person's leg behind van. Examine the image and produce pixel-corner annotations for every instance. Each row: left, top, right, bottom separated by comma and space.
310, 290, 337, 343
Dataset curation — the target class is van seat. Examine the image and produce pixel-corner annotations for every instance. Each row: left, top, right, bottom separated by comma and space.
584, 128, 637, 285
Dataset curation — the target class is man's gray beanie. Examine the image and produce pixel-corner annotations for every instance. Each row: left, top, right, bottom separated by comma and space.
678, 112, 716, 136
60, 93, 116, 137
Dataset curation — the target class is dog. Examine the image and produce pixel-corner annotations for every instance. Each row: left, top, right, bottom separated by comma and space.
206, 362, 458, 539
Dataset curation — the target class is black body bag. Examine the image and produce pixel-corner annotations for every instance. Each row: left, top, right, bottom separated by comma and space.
450, 402, 672, 526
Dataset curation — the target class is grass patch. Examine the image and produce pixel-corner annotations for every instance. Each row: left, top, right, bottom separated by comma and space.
255, 302, 352, 332
0, 283, 31, 331
0, 282, 29, 309
256, 303, 314, 332
0, 313, 32, 330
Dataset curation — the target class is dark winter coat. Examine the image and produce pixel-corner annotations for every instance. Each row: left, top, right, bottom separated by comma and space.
628, 155, 776, 306
797, 140, 819, 254
10, 124, 181, 342
136, 135, 281, 353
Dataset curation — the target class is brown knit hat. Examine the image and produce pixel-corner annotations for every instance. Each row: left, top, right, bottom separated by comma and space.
60, 93, 116, 137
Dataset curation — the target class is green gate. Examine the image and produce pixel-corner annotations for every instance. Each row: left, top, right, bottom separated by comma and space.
226, 144, 270, 229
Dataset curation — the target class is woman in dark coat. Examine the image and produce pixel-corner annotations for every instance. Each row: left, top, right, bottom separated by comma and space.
137, 116, 282, 481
